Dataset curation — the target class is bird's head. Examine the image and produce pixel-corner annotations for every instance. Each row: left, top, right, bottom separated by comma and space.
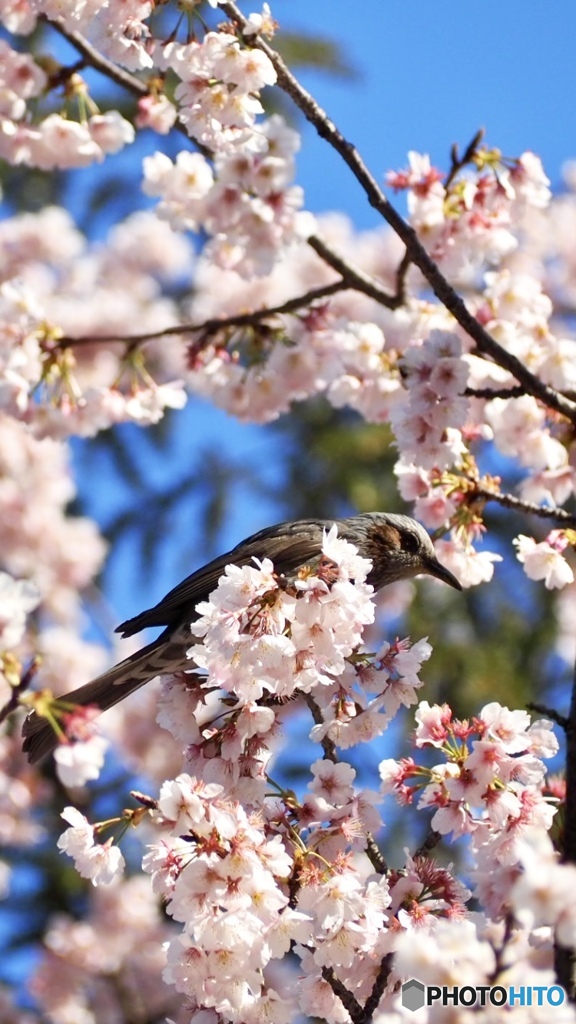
343, 512, 462, 592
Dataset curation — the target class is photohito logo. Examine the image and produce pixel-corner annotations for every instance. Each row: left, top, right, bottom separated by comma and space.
401, 980, 566, 1012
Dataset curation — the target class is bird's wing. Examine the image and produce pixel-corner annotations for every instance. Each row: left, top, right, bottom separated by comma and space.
116, 518, 330, 637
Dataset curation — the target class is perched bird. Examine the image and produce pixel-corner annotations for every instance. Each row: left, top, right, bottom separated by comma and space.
22, 513, 461, 763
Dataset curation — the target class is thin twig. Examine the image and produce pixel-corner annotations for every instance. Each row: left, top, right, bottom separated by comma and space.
465, 385, 526, 400
308, 235, 405, 309
57, 280, 348, 349
394, 249, 412, 304
0, 660, 40, 727
304, 693, 337, 762
488, 912, 515, 982
45, 17, 151, 100
219, 1, 576, 425
475, 488, 576, 527
444, 128, 485, 190
526, 703, 569, 731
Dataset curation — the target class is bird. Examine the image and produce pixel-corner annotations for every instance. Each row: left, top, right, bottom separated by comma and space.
22, 513, 461, 764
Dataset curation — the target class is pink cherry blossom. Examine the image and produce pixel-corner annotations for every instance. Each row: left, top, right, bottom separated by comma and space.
515, 533, 575, 589
57, 806, 125, 885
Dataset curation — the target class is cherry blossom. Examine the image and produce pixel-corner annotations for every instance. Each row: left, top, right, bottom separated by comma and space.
57, 806, 125, 885
510, 831, 576, 947
1, 3, 576, 1019
160, 30, 277, 150
0, 571, 39, 652
515, 532, 575, 589
53, 733, 108, 787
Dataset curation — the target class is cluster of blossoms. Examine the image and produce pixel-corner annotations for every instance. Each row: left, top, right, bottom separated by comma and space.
57, 805, 125, 885
144, 776, 299, 1022
1, 5, 278, 167
153, 527, 432, 803
515, 530, 576, 590
190, 525, 375, 701
142, 764, 396, 1023
392, 909, 573, 1023
0, 207, 190, 435
1, 0, 574, 594
29, 875, 186, 1023
0, 416, 109, 902
139, 748, 572, 1023
0, 416, 106, 617
0, 37, 135, 169
380, 701, 561, 914
390, 329, 469, 470
54, 694, 568, 1023
144, 114, 314, 277
5, 0, 156, 66
0, 570, 40, 655
158, 28, 277, 150
177, 142, 576, 588
48, 530, 437, 1021
47, 528, 570, 1022
1, 1, 576, 1020
386, 149, 551, 278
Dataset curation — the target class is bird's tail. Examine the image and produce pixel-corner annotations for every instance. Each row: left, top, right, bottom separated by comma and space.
22, 633, 192, 764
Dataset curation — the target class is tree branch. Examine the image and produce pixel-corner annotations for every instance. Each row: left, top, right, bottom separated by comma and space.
45, 16, 151, 100
445, 128, 485, 190
364, 832, 387, 874
219, 1, 576, 425
57, 280, 348, 349
526, 702, 568, 731
555, 647, 576, 997
50, 5, 576, 435
488, 912, 515, 983
45, 16, 206, 148
321, 967, 364, 1023
475, 488, 576, 528
414, 829, 442, 859
465, 385, 526, 400
394, 248, 412, 305
362, 954, 394, 1023
322, 956, 394, 1024
304, 693, 337, 762
308, 235, 406, 309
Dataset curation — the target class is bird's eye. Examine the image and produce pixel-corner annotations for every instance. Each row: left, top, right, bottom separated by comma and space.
402, 531, 420, 554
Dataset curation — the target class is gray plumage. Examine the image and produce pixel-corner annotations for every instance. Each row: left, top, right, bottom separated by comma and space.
22, 512, 461, 763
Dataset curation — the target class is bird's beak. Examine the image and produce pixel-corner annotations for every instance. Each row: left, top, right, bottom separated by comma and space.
424, 557, 463, 591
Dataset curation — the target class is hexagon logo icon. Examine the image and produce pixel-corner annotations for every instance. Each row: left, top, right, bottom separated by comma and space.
401, 979, 426, 1012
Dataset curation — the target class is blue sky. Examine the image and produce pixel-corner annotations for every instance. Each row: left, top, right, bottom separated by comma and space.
274, 0, 576, 224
